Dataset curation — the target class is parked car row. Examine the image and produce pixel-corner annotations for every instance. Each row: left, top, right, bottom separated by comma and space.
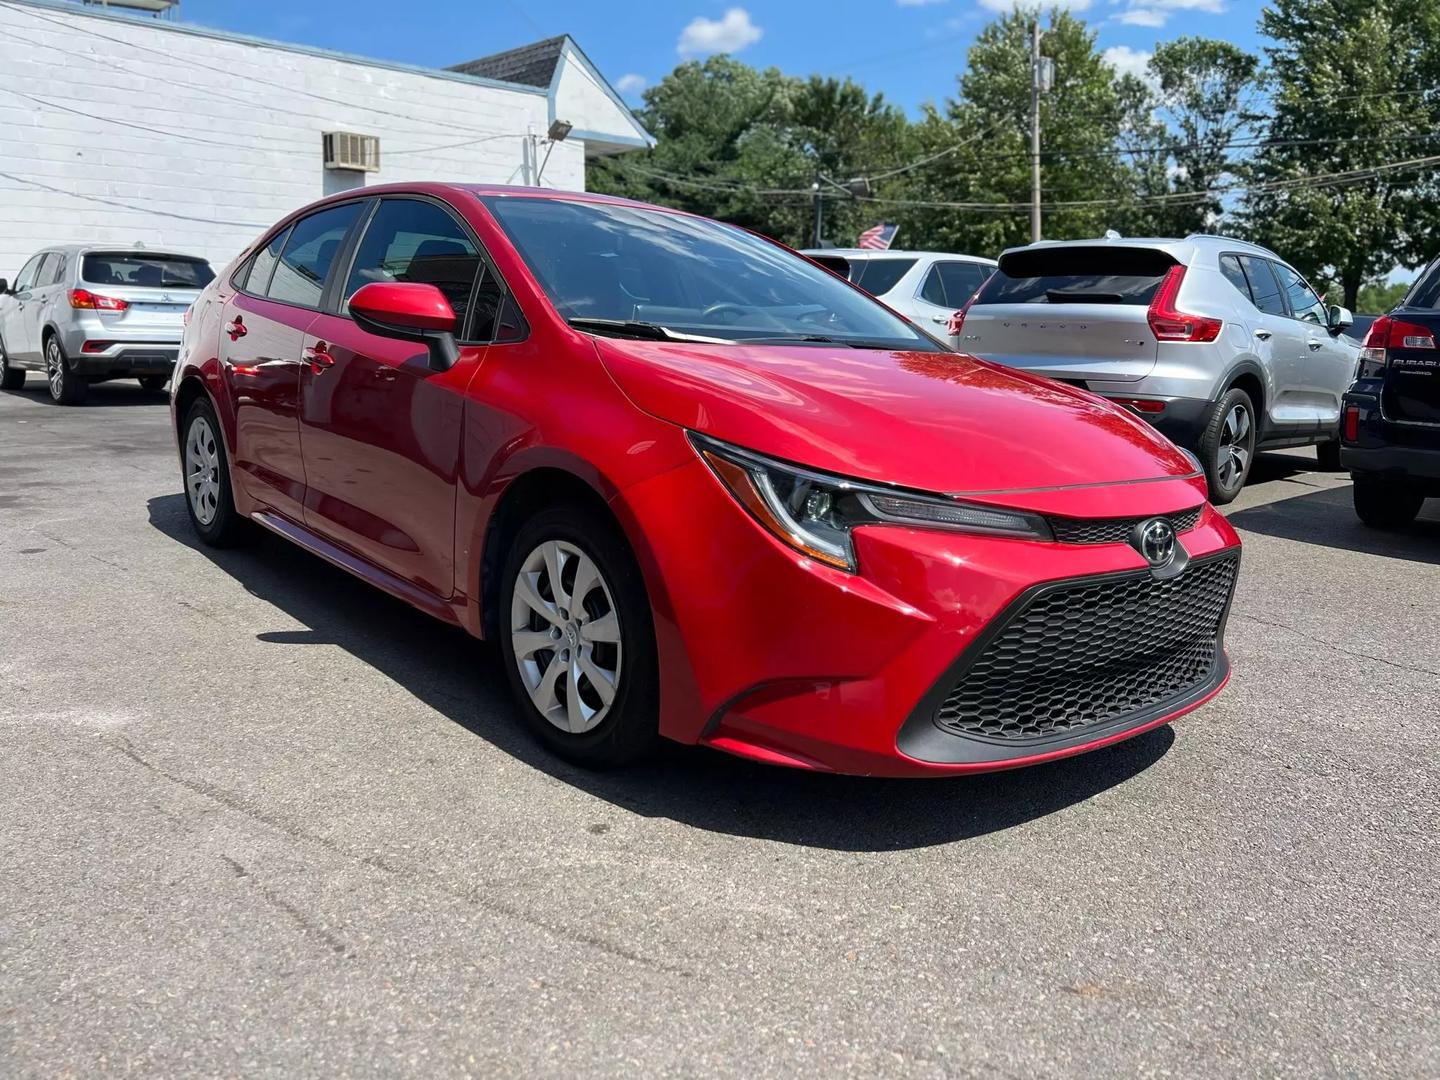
0, 246, 214, 404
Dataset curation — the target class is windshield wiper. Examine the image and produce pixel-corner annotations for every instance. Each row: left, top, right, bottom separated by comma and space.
741, 334, 859, 347
567, 318, 730, 344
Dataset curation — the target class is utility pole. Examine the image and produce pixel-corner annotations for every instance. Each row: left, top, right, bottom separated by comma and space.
811, 170, 824, 248
1029, 20, 1043, 244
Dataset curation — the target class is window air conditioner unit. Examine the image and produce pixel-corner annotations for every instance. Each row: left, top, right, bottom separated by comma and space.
324, 132, 380, 172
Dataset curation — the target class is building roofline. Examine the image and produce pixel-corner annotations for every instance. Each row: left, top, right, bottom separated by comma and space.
3, 0, 548, 98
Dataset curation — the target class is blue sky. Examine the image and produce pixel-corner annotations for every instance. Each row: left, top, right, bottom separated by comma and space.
177, 0, 1269, 115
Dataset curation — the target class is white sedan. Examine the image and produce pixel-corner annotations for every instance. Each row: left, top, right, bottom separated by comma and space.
801, 249, 996, 335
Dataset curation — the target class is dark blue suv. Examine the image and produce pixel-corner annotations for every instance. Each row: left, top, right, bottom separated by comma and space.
1340, 261, 1440, 528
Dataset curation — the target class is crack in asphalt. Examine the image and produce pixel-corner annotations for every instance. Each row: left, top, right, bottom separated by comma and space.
109, 737, 694, 979
1235, 611, 1440, 679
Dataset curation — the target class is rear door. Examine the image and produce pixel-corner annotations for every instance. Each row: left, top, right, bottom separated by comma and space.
77, 252, 214, 341
1235, 255, 1303, 425
960, 246, 1169, 382
221, 201, 364, 524
910, 259, 992, 332
298, 196, 491, 598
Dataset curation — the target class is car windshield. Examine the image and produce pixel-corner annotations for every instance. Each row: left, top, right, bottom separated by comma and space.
481, 196, 940, 349
82, 253, 214, 289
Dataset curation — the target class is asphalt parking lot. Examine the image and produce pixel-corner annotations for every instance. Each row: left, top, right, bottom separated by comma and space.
1, 379, 1437, 1077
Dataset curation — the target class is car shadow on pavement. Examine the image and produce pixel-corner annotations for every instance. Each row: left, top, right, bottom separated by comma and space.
1228, 480, 1440, 565
147, 493, 1175, 853
1, 383, 170, 408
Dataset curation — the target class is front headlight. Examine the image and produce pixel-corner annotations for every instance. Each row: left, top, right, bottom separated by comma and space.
690, 433, 1052, 572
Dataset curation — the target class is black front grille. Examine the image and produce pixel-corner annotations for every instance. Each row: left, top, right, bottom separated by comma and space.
1049, 505, 1204, 545
933, 554, 1238, 742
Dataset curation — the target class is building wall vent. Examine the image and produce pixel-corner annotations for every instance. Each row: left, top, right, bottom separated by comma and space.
323, 132, 380, 172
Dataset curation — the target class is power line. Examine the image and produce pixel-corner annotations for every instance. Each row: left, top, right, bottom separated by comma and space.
0, 169, 267, 228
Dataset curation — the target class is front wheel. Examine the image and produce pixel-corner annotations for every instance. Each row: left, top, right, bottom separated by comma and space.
499, 505, 659, 769
45, 336, 86, 405
1199, 388, 1255, 505
0, 335, 24, 390
138, 375, 169, 392
1352, 473, 1424, 530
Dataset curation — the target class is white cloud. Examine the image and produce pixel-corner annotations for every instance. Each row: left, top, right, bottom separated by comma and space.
677, 8, 763, 56
1118, 7, 1167, 24
979, 0, 1091, 12
1102, 44, 1153, 81
614, 73, 647, 96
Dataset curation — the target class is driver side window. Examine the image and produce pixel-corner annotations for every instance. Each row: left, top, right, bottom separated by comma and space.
1273, 262, 1327, 325
13, 254, 43, 294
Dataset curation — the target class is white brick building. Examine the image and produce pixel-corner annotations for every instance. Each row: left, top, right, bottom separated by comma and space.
0, 0, 652, 276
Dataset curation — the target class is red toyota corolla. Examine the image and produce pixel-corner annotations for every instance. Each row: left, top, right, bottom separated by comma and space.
171, 183, 1240, 777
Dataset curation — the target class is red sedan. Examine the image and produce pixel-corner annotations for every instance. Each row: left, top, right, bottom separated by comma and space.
172, 184, 1240, 777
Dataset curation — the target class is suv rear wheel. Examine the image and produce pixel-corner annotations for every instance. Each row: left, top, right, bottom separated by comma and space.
45, 335, 87, 406
1199, 387, 1255, 505
499, 505, 659, 769
1352, 472, 1425, 530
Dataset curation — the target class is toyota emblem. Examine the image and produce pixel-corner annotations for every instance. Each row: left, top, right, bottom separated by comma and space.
1137, 518, 1177, 567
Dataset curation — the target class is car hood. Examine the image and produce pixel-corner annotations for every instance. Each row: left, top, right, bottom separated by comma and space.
595, 339, 1199, 499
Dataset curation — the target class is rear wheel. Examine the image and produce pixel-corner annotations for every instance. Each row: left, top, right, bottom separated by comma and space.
1199, 388, 1255, 505
0, 335, 23, 390
181, 397, 252, 547
499, 505, 659, 769
138, 375, 169, 392
45, 335, 86, 405
1352, 473, 1424, 530
1315, 439, 1344, 471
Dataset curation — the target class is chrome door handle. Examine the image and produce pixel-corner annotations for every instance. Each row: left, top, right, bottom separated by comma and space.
304, 341, 334, 370
930, 316, 948, 324
225, 317, 247, 341
1254, 329, 1272, 340
1308, 340, 1323, 351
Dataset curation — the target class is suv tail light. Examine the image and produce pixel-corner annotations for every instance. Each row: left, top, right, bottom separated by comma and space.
69, 288, 129, 312
1147, 265, 1221, 343
1359, 314, 1435, 374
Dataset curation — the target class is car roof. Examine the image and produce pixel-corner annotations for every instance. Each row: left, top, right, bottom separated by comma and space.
996, 233, 1278, 264
801, 248, 997, 264
34, 244, 209, 260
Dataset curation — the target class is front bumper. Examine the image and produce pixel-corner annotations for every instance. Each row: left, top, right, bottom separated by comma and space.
620, 457, 1241, 777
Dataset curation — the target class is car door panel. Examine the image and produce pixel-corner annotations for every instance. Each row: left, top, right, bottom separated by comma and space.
298, 316, 476, 597
6, 254, 46, 361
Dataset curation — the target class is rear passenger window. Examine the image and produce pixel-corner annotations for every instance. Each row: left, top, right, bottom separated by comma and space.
848, 258, 915, 296
267, 203, 362, 308
343, 198, 483, 333
921, 261, 990, 307
1406, 260, 1440, 310
34, 254, 57, 287
1219, 255, 1251, 302
1239, 256, 1287, 316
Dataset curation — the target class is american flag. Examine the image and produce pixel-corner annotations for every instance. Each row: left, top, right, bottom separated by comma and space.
856, 223, 899, 250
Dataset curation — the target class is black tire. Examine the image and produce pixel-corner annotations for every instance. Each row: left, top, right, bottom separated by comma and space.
1198, 387, 1255, 505
1352, 472, 1425, 530
45, 334, 87, 405
0, 335, 23, 390
498, 504, 659, 769
138, 375, 169, 392
180, 396, 253, 547
1315, 439, 1344, 471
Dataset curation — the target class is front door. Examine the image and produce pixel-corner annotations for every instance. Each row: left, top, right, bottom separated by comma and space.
298, 196, 490, 598
3, 254, 46, 362
1271, 261, 1355, 432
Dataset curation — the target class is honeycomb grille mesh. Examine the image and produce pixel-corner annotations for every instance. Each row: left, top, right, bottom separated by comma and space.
1050, 505, 1204, 545
934, 554, 1238, 741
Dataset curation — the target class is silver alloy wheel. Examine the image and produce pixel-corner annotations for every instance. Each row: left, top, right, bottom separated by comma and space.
509, 539, 622, 734
46, 338, 64, 399
1216, 402, 1252, 491
185, 414, 222, 526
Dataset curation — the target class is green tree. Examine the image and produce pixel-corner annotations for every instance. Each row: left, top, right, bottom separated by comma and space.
1147, 37, 1259, 234
1241, 0, 1440, 308
1356, 278, 1413, 313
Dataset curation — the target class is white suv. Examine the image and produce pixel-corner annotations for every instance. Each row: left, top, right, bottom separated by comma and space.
954, 235, 1358, 503
803, 249, 997, 334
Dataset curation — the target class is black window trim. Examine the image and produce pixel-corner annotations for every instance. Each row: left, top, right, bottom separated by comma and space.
1218, 252, 1254, 306
1227, 251, 1289, 319
327, 192, 526, 347
13, 252, 45, 293
1267, 257, 1329, 325
231, 198, 370, 314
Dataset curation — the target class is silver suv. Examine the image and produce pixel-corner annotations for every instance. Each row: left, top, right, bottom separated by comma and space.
955, 235, 1358, 503
0, 246, 214, 405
